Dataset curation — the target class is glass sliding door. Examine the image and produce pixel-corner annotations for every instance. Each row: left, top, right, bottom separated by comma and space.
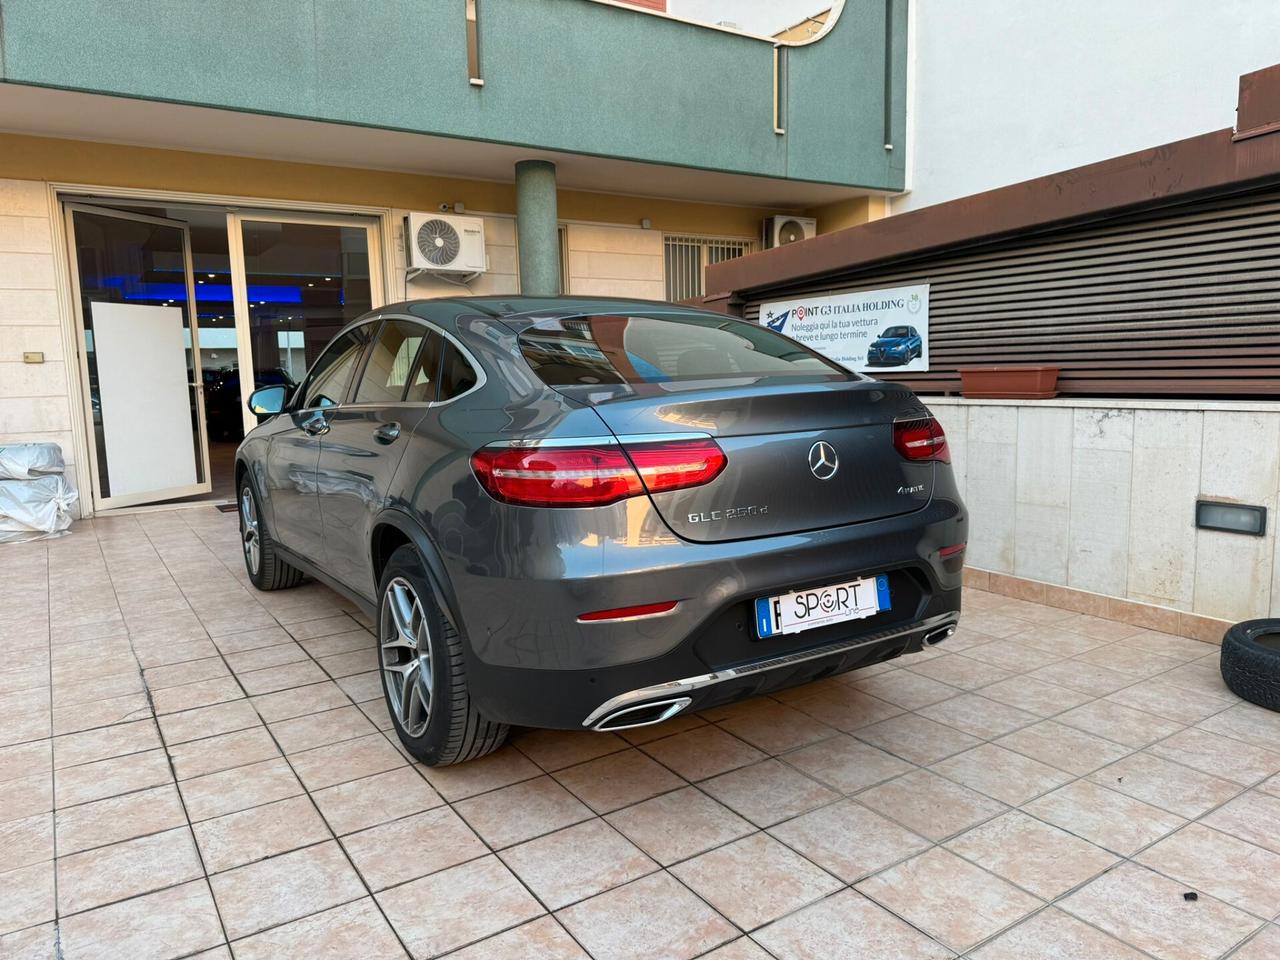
66, 204, 212, 509
228, 214, 382, 435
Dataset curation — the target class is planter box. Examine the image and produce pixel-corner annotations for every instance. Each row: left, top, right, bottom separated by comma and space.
958, 366, 1059, 400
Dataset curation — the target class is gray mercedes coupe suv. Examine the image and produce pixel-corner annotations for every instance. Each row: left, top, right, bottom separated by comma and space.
235, 297, 967, 765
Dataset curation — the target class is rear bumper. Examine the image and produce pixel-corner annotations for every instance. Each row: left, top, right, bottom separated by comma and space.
454, 489, 967, 729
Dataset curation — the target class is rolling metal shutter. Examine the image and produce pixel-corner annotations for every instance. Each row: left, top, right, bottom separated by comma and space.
742, 186, 1280, 397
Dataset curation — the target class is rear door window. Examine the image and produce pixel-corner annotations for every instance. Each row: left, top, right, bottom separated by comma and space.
404, 330, 444, 403
518, 313, 850, 389
352, 319, 428, 404
439, 341, 479, 401
299, 323, 374, 409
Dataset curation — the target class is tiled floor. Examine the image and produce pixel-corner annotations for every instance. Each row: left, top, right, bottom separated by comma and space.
2, 508, 1280, 959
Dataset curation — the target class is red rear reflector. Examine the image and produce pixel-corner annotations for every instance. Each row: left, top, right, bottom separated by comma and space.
894, 417, 950, 463
578, 600, 679, 622
471, 437, 726, 507
939, 542, 966, 558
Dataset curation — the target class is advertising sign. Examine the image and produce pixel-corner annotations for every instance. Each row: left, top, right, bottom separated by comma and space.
759, 283, 930, 372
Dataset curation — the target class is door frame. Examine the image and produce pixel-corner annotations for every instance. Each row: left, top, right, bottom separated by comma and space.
227, 210, 386, 437
63, 202, 214, 511
47, 182, 398, 517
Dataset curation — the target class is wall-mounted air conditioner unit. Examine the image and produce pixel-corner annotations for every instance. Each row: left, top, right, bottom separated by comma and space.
405, 212, 487, 276
762, 215, 817, 249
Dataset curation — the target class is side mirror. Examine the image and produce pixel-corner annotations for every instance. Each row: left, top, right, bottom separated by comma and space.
248, 384, 288, 417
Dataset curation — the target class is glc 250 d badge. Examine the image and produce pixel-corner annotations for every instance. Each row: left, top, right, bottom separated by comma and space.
808, 441, 839, 480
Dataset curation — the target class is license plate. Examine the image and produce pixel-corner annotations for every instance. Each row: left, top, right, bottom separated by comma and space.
755, 574, 889, 638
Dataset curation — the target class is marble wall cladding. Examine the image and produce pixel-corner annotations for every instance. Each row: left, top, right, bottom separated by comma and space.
930, 398, 1280, 623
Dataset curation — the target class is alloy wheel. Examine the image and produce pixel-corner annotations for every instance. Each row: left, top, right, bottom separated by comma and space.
240, 488, 260, 575
380, 576, 434, 737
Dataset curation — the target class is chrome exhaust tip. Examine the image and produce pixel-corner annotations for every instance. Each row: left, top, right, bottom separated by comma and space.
922, 625, 955, 647
590, 697, 692, 732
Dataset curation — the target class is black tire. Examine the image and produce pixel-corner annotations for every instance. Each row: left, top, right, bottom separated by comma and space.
238, 479, 303, 591
377, 544, 508, 765
1220, 619, 1280, 712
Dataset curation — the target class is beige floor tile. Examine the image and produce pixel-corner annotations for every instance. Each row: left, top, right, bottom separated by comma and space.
210, 840, 365, 939
500, 818, 656, 909
970, 906, 1148, 960
1087, 750, 1242, 819
1024, 780, 1185, 856
1015, 623, 1114, 656
168, 726, 280, 781
616, 713, 707, 745
222, 640, 308, 673
858, 847, 1039, 952
931, 743, 1072, 805
1160, 657, 1233, 699
789, 685, 905, 732
288, 616, 364, 642
446, 915, 587, 960
855, 713, 981, 766
1061, 863, 1260, 960
55, 784, 186, 855
1056, 614, 1145, 643
290, 732, 406, 791
1137, 823, 1280, 919
947, 810, 1117, 900
512, 728, 628, 772
231, 897, 407, 960
857, 768, 1006, 842
248, 680, 352, 722
192, 795, 331, 873
1149, 728, 1280, 786
455, 775, 592, 848
150, 676, 243, 715
0, 772, 52, 823
979, 676, 1093, 717
700, 758, 839, 828
754, 888, 952, 960
1198, 701, 1280, 753
961, 639, 1063, 673
0, 740, 52, 785
179, 757, 304, 822
778, 733, 913, 794
640, 725, 765, 781
552, 748, 684, 815
849, 669, 961, 710
557, 871, 735, 960
1027, 659, 1137, 698
715, 699, 839, 754
1231, 925, 1280, 960
53, 747, 172, 808
311, 767, 443, 836
267, 705, 378, 755
342, 805, 487, 890
994, 719, 1131, 775
0, 812, 53, 873
154, 700, 261, 746
0, 860, 55, 935
1106, 678, 1234, 725
1057, 699, 1183, 748
605, 786, 752, 865
51, 692, 151, 736
769, 798, 930, 883
906, 652, 1013, 690
1074, 644, 1184, 678
1203, 791, 1280, 855
236, 659, 329, 696
56, 825, 203, 916
915, 691, 1039, 740
335, 671, 382, 703
57, 879, 224, 960
1126, 630, 1218, 662
416, 744, 540, 802
142, 657, 228, 690
672, 832, 841, 930
377, 855, 543, 958
53, 720, 162, 768
0, 921, 59, 960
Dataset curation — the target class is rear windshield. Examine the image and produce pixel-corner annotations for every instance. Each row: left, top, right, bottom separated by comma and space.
519, 314, 850, 389
881, 326, 912, 338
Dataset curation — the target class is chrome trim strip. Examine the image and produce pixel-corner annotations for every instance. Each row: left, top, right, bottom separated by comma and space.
581, 612, 959, 728
591, 697, 692, 732
489, 432, 712, 449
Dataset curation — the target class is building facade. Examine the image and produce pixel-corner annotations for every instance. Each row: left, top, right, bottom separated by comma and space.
0, 0, 904, 516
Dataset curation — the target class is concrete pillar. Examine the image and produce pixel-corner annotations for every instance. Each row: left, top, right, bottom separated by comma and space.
515, 159, 560, 296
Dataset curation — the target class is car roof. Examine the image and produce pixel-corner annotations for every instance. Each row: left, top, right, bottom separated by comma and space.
389, 295, 739, 332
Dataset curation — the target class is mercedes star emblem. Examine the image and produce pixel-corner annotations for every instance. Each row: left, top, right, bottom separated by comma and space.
808, 441, 839, 480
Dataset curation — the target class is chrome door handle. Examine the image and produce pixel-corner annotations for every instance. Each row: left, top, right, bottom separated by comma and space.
301, 415, 330, 436
374, 422, 401, 444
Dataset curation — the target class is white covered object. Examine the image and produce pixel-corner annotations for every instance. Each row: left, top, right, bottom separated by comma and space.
0, 475, 77, 543
0, 442, 65, 480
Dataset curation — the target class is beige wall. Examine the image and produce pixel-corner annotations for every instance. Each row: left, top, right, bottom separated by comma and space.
0, 179, 75, 485
565, 224, 665, 299
931, 396, 1280, 623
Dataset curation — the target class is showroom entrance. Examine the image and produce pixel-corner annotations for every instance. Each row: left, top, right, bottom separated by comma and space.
62, 197, 384, 512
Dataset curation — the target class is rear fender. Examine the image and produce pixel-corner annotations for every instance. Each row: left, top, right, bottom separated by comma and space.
370, 508, 464, 634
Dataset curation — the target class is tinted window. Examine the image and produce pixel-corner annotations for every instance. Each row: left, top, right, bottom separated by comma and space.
439, 342, 479, 400
301, 324, 373, 409
404, 330, 443, 403
519, 314, 848, 387
353, 320, 427, 404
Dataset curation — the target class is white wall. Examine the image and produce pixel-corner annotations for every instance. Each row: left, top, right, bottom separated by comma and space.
932, 397, 1280, 624
565, 223, 664, 299
898, 0, 1280, 212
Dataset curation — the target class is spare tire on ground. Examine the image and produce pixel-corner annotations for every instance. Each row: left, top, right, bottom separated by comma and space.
1220, 620, 1280, 712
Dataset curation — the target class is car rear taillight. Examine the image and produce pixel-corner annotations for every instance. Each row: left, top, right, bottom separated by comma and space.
470, 437, 726, 507
893, 417, 950, 463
